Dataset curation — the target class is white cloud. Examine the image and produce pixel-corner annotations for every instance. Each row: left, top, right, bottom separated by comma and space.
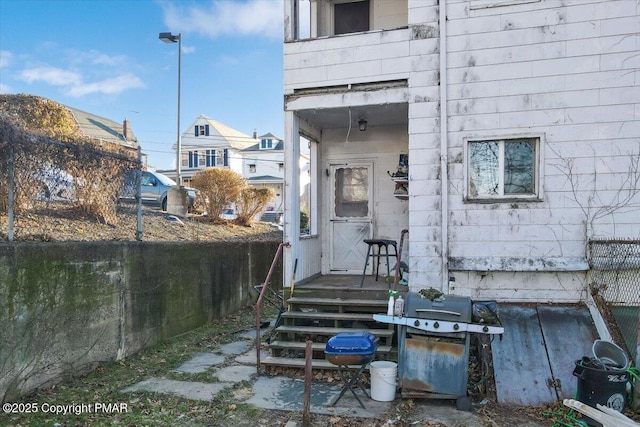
0, 50, 13, 68
0, 83, 10, 94
162, 0, 283, 39
181, 45, 196, 54
20, 66, 83, 86
66, 74, 145, 97
18, 66, 144, 97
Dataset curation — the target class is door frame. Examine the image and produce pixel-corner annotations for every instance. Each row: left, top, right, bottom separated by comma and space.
327, 161, 374, 274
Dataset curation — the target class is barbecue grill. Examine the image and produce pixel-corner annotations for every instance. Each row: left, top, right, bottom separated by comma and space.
325, 331, 379, 409
373, 292, 503, 410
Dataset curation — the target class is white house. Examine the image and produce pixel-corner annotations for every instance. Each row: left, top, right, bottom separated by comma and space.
160, 115, 292, 217
242, 133, 286, 213
282, 0, 640, 302
164, 115, 255, 184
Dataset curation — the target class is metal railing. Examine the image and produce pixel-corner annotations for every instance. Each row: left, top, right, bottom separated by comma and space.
589, 239, 640, 361
255, 241, 289, 371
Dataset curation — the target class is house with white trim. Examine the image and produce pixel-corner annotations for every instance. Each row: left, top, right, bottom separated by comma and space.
242, 133, 286, 214
167, 115, 255, 184
281, 0, 640, 302
161, 115, 293, 218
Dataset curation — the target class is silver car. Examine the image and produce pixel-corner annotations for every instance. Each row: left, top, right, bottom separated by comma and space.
121, 170, 196, 211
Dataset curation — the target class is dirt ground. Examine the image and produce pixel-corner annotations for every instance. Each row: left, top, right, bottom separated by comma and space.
0, 202, 283, 243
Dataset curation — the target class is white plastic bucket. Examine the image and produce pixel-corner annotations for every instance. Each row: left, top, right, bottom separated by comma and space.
370, 361, 397, 401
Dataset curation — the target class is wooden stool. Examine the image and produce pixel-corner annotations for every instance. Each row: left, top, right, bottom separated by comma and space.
359, 239, 398, 288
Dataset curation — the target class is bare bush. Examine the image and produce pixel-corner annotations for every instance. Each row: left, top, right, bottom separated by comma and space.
235, 187, 275, 226
191, 168, 245, 223
0, 94, 139, 226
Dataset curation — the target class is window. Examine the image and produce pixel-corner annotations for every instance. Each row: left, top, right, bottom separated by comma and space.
300, 136, 318, 236
205, 150, 214, 167
261, 139, 273, 149
188, 151, 199, 168
215, 150, 227, 167
334, 0, 370, 35
198, 152, 205, 167
249, 164, 256, 173
467, 137, 540, 201
278, 163, 284, 171
195, 124, 210, 137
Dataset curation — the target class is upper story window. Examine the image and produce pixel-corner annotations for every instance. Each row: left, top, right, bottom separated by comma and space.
195, 125, 209, 137
334, 0, 370, 35
466, 136, 541, 202
279, 163, 284, 171
261, 139, 273, 149
249, 164, 256, 173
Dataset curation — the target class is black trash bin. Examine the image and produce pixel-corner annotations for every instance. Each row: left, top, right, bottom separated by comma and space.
573, 358, 629, 426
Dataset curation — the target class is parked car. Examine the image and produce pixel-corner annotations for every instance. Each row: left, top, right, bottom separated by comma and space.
36, 167, 76, 202
220, 208, 237, 220
120, 170, 196, 211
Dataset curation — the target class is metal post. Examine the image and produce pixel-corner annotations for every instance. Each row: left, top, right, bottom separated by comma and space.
159, 31, 182, 185
176, 33, 182, 185
136, 146, 143, 241
7, 145, 14, 241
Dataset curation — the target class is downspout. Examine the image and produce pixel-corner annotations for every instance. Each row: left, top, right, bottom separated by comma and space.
439, 0, 450, 292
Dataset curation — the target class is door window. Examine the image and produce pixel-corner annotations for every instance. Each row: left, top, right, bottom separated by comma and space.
334, 167, 369, 217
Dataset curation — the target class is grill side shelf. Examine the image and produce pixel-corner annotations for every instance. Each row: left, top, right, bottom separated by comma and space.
372, 314, 504, 335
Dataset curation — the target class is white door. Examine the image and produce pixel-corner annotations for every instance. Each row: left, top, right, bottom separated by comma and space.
329, 163, 373, 273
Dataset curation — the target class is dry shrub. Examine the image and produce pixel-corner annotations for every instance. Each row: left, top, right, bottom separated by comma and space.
235, 187, 275, 226
66, 145, 134, 224
0, 94, 138, 223
191, 168, 245, 223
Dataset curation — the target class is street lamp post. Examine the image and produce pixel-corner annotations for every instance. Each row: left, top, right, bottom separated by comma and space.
159, 32, 182, 185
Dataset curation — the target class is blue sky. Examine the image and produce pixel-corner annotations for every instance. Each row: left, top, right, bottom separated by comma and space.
0, 0, 284, 170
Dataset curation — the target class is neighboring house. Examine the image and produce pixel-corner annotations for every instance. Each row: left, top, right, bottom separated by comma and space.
162, 115, 291, 217
242, 133, 286, 213
163, 115, 256, 184
66, 106, 139, 154
281, 1, 640, 302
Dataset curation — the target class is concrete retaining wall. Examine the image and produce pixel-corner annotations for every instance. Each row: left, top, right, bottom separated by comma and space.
0, 240, 282, 402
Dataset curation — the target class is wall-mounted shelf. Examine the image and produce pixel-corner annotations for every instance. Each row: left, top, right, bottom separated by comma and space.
392, 177, 408, 200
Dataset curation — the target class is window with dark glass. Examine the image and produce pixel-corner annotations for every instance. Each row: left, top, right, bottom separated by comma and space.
334, 0, 370, 35
468, 137, 538, 200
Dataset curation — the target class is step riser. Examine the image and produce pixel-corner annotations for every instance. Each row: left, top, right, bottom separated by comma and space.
267, 294, 397, 371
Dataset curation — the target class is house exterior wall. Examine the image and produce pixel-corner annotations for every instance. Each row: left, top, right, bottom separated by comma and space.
284, 0, 640, 303
243, 150, 284, 178
406, 1, 442, 288
444, 0, 640, 300
284, 27, 411, 92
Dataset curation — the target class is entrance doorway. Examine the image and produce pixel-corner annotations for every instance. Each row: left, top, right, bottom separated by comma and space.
329, 163, 373, 273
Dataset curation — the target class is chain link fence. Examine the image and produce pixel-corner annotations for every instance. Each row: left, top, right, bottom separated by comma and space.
589, 239, 640, 362
1, 113, 142, 241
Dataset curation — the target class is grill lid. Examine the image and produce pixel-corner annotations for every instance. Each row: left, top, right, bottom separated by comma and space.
405, 292, 472, 323
325, 331, 378, 355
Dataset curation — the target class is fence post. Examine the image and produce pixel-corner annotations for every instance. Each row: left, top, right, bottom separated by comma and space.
7, 144, 14, 242
136, 147, 142, 241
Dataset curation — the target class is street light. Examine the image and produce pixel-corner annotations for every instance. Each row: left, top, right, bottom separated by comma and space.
159, 31, 182, 185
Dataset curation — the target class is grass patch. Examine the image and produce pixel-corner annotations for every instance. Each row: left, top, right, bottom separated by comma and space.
1, 305, 283, 426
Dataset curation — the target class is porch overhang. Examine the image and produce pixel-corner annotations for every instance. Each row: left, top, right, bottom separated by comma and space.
285, 86, 409, 130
